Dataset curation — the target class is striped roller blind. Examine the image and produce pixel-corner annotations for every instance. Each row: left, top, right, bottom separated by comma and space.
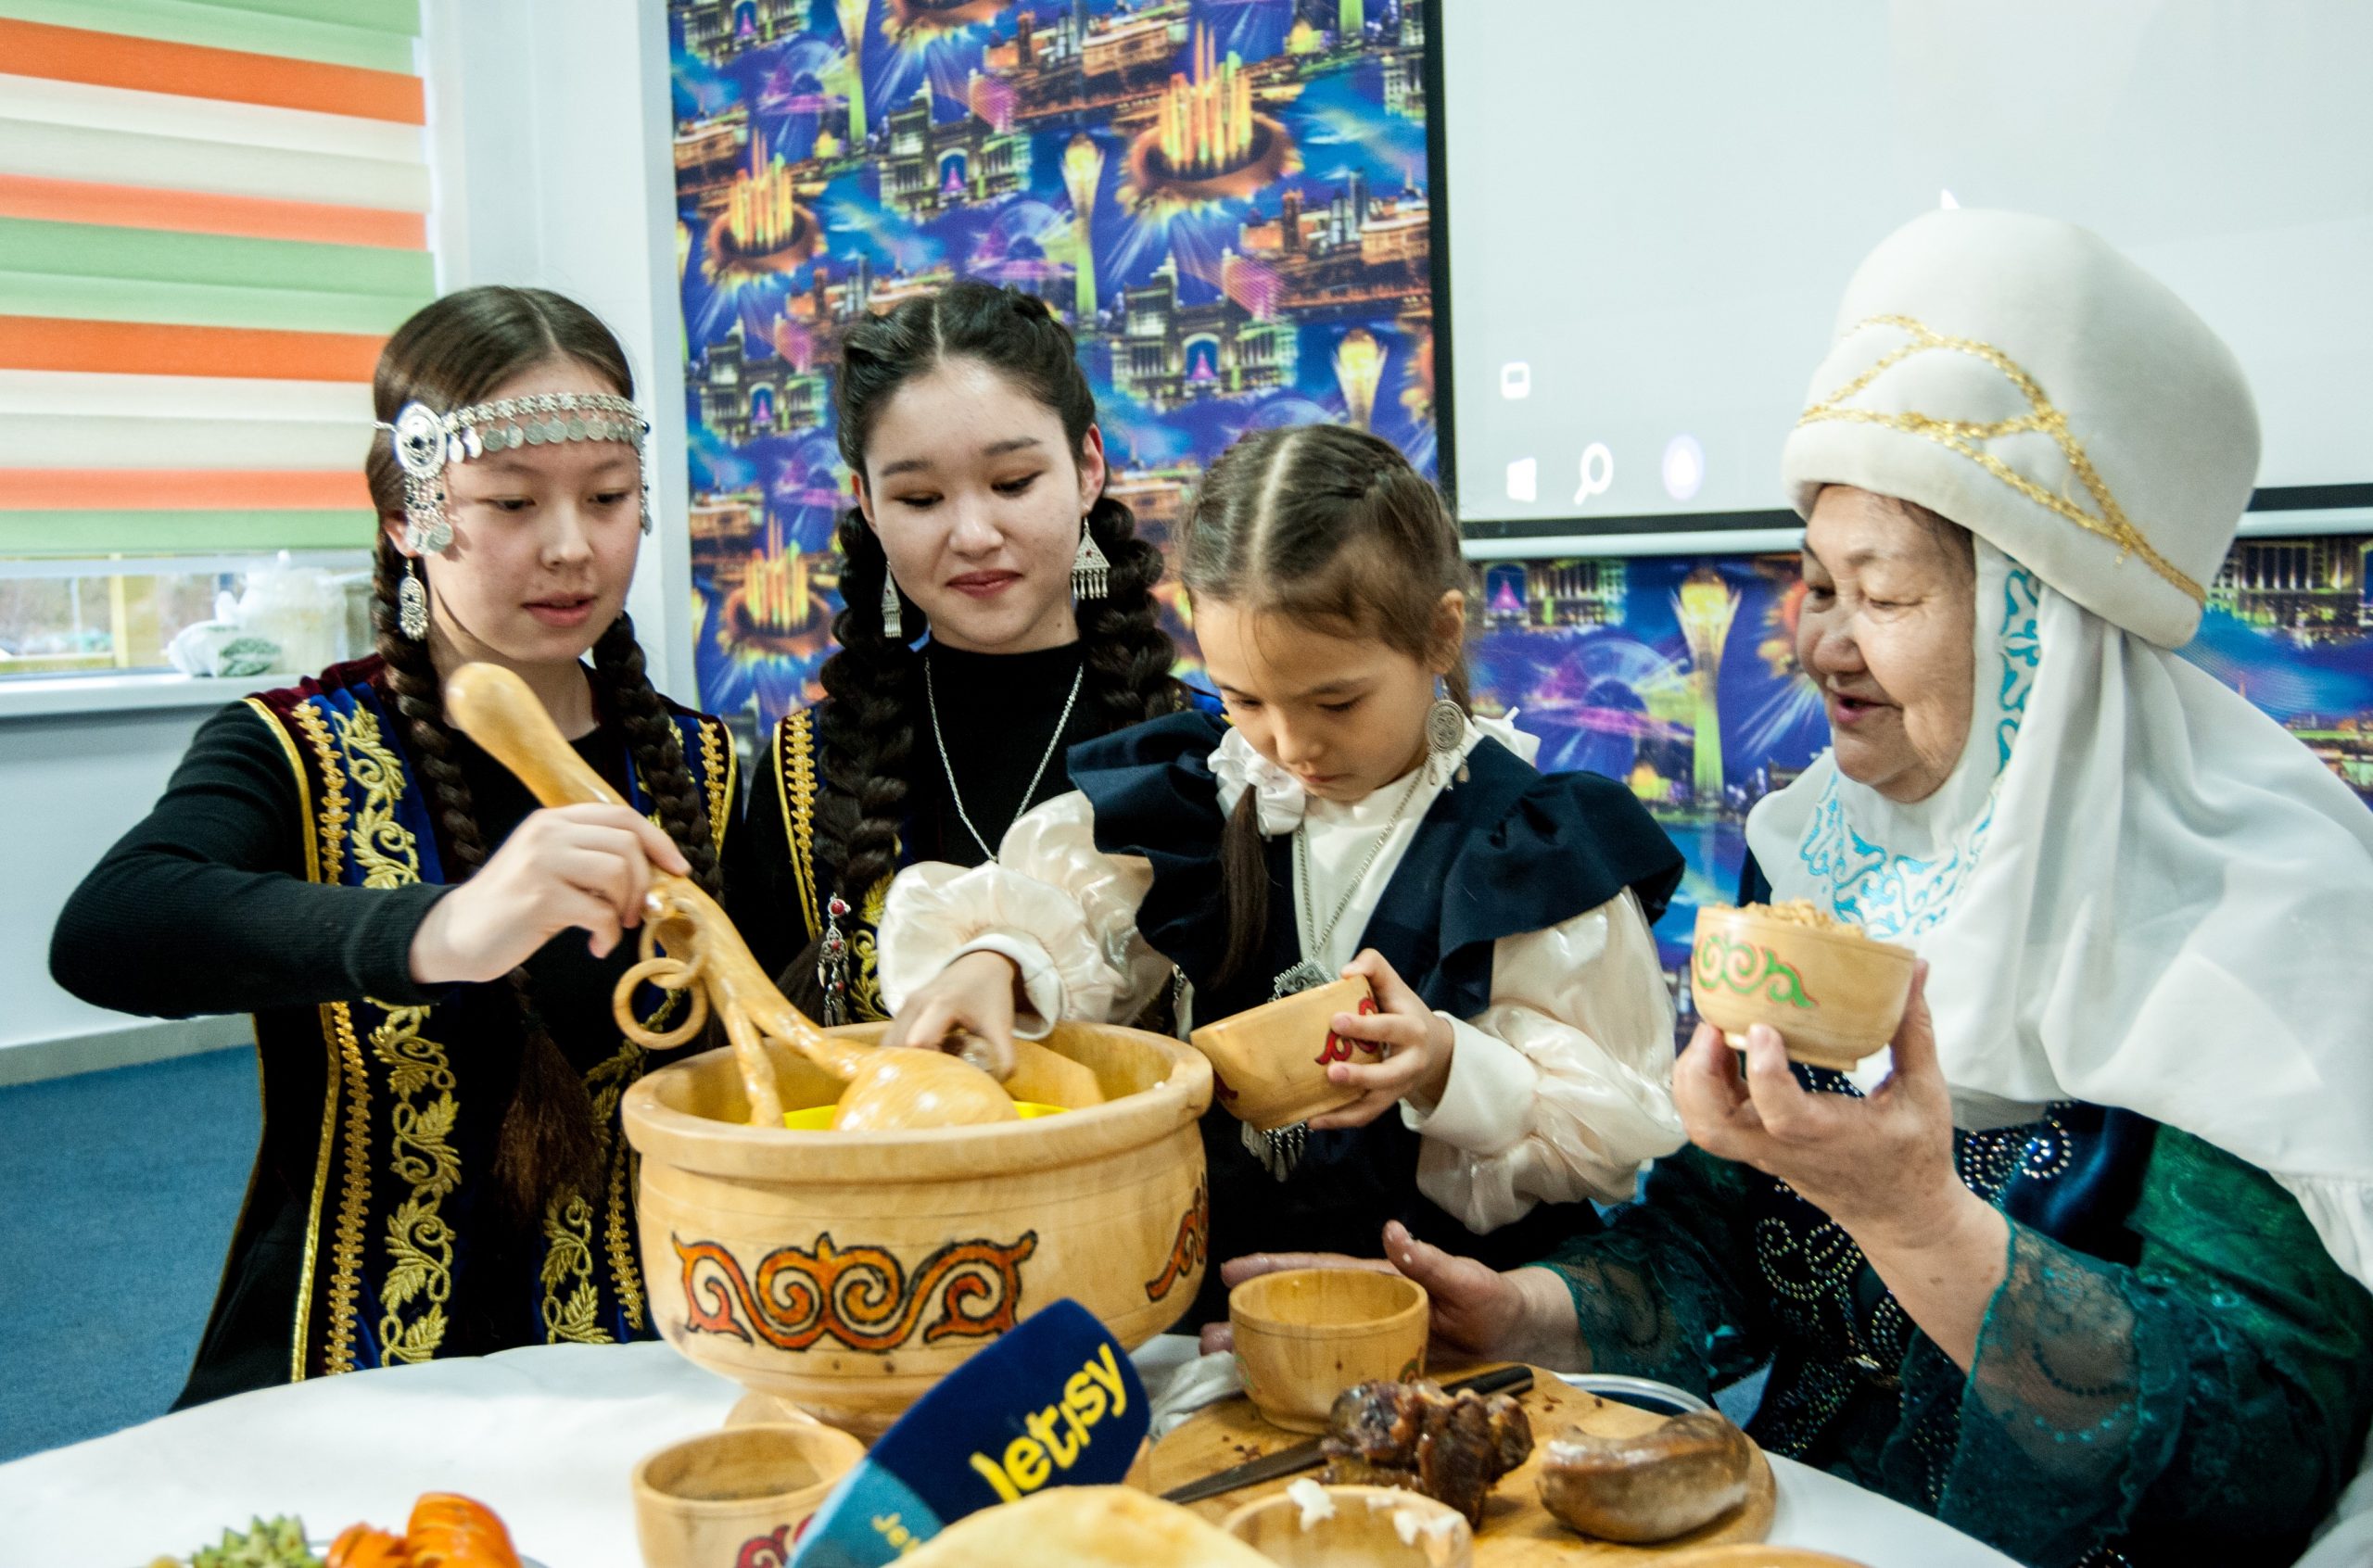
0, 0, 433, 560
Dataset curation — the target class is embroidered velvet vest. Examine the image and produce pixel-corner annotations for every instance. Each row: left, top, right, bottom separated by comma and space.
246, 660, 734, 1379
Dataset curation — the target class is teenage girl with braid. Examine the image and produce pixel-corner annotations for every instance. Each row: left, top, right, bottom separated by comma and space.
738, 281, 1199, 1023
51, 286, 738, 1403
877, 424, 1690, 1323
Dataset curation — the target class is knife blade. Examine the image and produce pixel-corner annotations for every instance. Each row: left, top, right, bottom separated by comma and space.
1158, 1362, 1536, 1504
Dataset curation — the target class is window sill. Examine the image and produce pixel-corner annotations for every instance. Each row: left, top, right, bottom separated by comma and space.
0, 670, 296, 722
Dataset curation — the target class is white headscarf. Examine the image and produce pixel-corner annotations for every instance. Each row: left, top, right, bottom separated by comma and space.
1750, 210, 2373, 1293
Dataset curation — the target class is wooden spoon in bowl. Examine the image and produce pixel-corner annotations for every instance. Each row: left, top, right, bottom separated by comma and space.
443, 662, 1016, 1132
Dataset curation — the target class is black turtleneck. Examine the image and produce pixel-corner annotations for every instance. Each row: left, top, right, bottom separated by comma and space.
736, 639, 1103, 982
907, 639, 1099, 866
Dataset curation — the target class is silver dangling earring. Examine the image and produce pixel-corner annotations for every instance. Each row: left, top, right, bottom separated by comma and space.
398, 556, 429, 640
880, 573, 904, 640
1427, 684, 1468, 784
1071, 515, 1109, 601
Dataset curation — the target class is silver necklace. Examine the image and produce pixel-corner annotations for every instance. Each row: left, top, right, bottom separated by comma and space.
1272, 765, 1428, 999
924, 650, 1085, 861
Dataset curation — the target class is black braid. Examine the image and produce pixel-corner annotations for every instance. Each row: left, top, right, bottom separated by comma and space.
371, 535, 601, 1214
1077, 494, 1188, 729
813, 507, 920, 909
591, 612, 723, 903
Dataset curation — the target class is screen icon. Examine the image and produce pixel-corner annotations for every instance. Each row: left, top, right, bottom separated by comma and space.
1500, 361, 1531, 399
1505, 457, 1538, 503
1573, 444, 1613, 505
1661, 434, 1705, 502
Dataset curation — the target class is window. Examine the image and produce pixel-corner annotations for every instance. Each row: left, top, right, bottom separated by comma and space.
0, 2, 432, 682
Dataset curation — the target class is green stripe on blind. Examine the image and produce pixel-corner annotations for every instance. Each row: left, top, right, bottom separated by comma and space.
0, 271, 429, 335
0, 507, 374, 556
180, 0, 421, 38
1, 218, 432, 297
0, 0, 417, 74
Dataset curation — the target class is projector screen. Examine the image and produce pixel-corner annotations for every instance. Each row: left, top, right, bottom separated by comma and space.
1439, 1, 2373, 533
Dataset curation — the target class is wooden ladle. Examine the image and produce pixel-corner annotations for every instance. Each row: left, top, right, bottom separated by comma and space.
443, 662, 1018, 1132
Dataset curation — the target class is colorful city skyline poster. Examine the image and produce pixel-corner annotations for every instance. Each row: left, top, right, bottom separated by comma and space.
1467, 535, 2373, 993
667, 0, 1439, 736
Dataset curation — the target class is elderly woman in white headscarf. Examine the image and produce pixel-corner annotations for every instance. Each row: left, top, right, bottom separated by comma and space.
1211, 211, 2373, 1566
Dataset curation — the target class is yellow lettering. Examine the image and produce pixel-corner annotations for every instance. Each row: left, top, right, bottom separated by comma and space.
1027, 1406, 1082, 1469
1064, 1369, 1106, 1426
1005, 1435, 1051, 1491
1084, 1342, 1127, 1416
967, 1449, 1022, 1503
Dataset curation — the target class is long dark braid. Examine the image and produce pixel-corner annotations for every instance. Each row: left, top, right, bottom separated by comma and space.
790, 284, 1183, 1004
364, 285, 718, 1218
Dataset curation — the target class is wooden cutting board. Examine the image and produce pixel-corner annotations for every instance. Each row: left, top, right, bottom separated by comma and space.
1147, 1365, 1774, 1563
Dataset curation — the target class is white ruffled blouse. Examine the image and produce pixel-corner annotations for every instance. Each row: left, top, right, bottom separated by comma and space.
877, 714, 1685, 1233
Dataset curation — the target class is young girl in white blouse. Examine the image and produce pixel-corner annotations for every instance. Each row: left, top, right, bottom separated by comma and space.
877, 424, 1688, 1321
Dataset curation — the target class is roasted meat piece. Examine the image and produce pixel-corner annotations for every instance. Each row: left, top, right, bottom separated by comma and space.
1537, 1410, 1753, 1543
1319, 1379, 1532, 1525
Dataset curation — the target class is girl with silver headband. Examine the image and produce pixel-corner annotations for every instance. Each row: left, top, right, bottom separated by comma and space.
52, 286, 739, 1401
737, 282, 1196, 1026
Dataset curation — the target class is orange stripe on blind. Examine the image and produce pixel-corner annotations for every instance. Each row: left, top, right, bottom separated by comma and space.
0, 316, 385, 382
0, 470, 372, 510
0, 174, 425, 250
0, 19, 424, 126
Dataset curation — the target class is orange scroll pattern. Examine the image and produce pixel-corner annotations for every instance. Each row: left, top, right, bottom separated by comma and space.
673, 1230, 1039, 1352
1143, 1179, 1210, 1304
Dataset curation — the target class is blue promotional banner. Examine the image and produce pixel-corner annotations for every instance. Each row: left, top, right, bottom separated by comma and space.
668, 0, 1440, 735
791, 1297, 1148, 1566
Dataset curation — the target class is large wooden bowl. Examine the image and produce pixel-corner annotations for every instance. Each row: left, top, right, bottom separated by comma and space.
622, 1020, 1212, 1437
1689, 905, 1915, 1071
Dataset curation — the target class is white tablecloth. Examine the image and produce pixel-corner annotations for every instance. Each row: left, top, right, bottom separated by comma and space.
0, 1341, 2015, 1568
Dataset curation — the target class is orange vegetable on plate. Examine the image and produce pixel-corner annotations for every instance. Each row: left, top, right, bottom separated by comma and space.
324, 1524, 408, 1568
402, 1494, 521, 1568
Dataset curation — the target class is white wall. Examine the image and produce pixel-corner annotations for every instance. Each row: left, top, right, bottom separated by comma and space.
0, 0, 692, 1079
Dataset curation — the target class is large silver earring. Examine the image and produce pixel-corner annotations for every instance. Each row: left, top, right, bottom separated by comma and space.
880, 573, 904, 640
1071, 516, 1109, 601
1427, 689, 1467, 783
398, 556, 429, 641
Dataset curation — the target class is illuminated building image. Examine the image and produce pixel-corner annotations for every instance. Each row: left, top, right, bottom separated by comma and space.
881, 85, 1034, 217
1113, 258, 1301, 411
1676, 567, 1741, 806
832, 0, 870, 145
679, 0, 806, 63
2209, 537, 2372, 641
1059, 132, 1106, 322
674, 108, 749, 196
693, 322, 828, 444
1333, 328, 1382, 430
1482, 560, 1628, 629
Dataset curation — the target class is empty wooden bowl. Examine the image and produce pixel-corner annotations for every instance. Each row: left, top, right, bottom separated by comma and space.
631, 1422, 866, 1568
1230, 1268, 1428, 1434
623, 1019, 1212, 1438
1224, 1483, 1474, 1566
1689, 904, 1915, 1071
1188, 976, 1380, 1132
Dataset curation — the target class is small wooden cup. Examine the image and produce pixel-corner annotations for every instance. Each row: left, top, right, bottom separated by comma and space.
1188, 976, 1381, 1132
1230, 1268, 1428, 1434
1223, 1484, 1474, 1567
631, 1422, 866, 1568
1689, 905, 1916, 1071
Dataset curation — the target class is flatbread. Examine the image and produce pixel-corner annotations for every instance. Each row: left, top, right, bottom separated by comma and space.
900, 1486, 1272, 1568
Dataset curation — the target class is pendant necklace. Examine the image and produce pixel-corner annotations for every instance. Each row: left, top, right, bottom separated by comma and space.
924, 650, 1085, 860
1271, 765, 1428, 1000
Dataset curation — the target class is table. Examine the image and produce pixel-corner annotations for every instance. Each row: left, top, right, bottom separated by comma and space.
0, 1342, 2017, 1568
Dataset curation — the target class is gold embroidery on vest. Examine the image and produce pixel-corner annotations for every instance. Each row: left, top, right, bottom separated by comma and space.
373, 1005, 458, 1363
1796, 313, 2204, 604
848, 875, 891, 1022
701, 718, 731, 862
287, 698, 368, 1375
540, 1191, 607, 1345
780, 710, 823, 941
331, 705, 422, 888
